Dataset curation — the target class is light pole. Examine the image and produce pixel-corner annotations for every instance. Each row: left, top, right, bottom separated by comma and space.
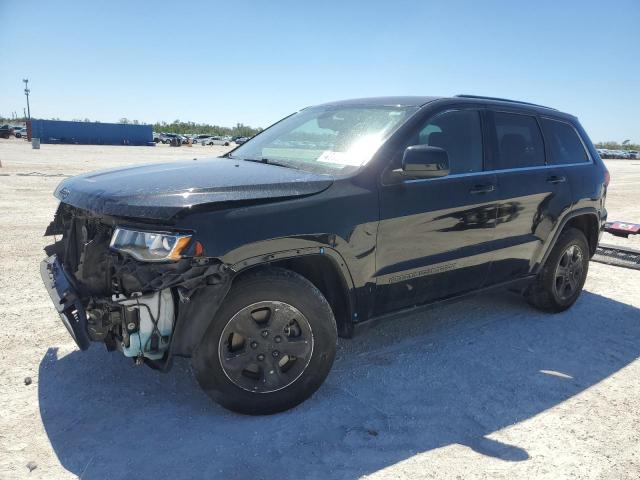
23, 78, 31, 120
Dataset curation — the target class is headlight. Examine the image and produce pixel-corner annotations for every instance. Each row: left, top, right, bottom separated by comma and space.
109, 227, 192, 262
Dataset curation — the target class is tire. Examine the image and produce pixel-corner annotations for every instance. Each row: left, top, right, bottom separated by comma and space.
224, 142, 229, 146
193, 268, 337, 414
527, 227, 589, 312
15, 133, 22, 138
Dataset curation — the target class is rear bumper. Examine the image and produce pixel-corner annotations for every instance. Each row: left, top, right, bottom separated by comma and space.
40, 255, 91, 350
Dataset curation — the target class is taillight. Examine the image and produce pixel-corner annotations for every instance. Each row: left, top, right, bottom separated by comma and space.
604, 168, 610, 187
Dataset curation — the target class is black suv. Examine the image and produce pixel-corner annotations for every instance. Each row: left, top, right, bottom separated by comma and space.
41, 95, 608, 414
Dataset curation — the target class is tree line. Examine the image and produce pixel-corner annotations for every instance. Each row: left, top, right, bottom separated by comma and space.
595, 140, 640, 150
116, 118, 261, 137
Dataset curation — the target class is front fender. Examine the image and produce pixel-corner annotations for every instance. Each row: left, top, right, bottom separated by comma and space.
171, 241, 359, 356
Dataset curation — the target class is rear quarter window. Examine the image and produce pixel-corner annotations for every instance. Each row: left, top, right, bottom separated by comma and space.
541, 118, 590, 164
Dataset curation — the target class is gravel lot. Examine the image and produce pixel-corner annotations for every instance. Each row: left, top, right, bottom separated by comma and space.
1, 139, 639, 479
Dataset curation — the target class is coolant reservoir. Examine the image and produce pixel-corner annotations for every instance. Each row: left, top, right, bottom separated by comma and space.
115, 289, 175, 360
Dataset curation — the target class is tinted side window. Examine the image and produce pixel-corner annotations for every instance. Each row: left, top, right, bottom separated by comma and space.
414, 110, 483, 174
493, 112, 545, 169
541, 118, 590, 164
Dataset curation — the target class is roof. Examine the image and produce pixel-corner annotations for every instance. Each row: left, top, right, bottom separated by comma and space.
314, 95, 573, 118
316, 96, 442, 107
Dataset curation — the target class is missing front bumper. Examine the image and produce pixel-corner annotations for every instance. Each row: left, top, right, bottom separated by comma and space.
40, 255, 91, 350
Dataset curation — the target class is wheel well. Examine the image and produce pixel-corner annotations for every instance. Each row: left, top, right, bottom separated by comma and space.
564, 214, 599, 256
232, 256, 353, 337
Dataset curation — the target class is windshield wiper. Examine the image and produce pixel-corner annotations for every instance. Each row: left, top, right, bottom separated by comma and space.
241, 158, 299, 170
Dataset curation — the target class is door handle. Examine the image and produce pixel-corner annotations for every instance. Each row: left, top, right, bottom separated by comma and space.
469, 184, 495, 194
546, 175, 567, 184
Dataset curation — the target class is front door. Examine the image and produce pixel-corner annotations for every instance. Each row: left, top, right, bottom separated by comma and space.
374, 108, 497, 315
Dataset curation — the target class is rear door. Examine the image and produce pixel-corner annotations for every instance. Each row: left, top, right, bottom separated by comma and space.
374, 107, 498, 315
485, 110, 572, 284
539, 116, 594, 209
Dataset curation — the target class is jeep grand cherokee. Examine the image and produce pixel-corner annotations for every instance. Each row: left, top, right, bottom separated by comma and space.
41, 95, 608, 414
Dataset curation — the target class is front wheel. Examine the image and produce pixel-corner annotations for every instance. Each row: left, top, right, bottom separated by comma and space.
193, 268, 337, 414
527, 227, 589, 312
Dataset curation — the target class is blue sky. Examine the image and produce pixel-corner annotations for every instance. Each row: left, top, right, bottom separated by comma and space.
1, 0, 639, 142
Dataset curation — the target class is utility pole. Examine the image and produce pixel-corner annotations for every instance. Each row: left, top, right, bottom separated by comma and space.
23, 78, 31, 120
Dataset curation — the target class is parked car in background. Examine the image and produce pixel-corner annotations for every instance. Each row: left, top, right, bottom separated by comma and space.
0, 124, 14, 139
597, 149, 637, 159
192, 134, 211, 145
14, 127, 27, 139
158, 133, 185, 144
234, 136, 249, 145
202, 135, 231, 146
157, 133, 171, 143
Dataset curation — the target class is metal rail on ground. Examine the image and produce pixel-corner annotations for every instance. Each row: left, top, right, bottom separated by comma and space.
592, 221, 640, 270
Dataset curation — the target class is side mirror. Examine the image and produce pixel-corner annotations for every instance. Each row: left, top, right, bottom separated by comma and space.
401, 145, 450, 178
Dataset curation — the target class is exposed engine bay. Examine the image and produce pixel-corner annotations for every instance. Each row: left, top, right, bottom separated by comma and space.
41, 203, 232, 368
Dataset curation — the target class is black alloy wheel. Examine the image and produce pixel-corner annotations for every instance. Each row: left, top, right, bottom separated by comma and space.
193, 268, 337, 414
527, 227, 590, 312
553, 244, 585, 301
218, 300, 314, 393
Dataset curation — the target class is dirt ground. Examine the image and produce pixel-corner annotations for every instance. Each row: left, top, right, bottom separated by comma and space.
0, 139, 639, 480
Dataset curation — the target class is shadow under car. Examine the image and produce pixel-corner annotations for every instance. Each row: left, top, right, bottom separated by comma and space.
38, 290, 640, 479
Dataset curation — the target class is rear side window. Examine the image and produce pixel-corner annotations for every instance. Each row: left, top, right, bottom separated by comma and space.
414, 110, 483, 174
493, 112, 545, 169
541, 118, 590, 164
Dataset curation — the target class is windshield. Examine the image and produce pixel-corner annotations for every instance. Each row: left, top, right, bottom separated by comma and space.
229, 105, 418, 174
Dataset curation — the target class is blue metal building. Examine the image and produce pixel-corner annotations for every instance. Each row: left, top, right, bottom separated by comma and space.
28, 120, 153, 146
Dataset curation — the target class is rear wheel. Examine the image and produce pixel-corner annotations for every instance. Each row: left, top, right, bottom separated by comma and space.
527, 227, 589, 312
193, 268, 337, 414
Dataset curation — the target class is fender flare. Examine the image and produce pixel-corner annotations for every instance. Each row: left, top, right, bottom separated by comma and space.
228, 245, 358, 324
535, 207, 602, 272
171, 244, 359, 357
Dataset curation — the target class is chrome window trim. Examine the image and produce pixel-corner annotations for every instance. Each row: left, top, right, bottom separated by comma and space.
403, 161, 591, 184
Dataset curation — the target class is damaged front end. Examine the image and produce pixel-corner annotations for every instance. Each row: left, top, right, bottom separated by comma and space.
41, 203, 232, 369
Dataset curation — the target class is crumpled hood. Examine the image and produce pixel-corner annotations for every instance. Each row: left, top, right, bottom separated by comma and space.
54, 157, 334, 220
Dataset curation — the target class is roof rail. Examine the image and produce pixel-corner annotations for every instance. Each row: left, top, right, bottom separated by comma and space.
455, 94, 558, 111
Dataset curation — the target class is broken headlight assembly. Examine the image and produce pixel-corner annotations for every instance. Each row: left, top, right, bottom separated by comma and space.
109, 227, 192, 262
